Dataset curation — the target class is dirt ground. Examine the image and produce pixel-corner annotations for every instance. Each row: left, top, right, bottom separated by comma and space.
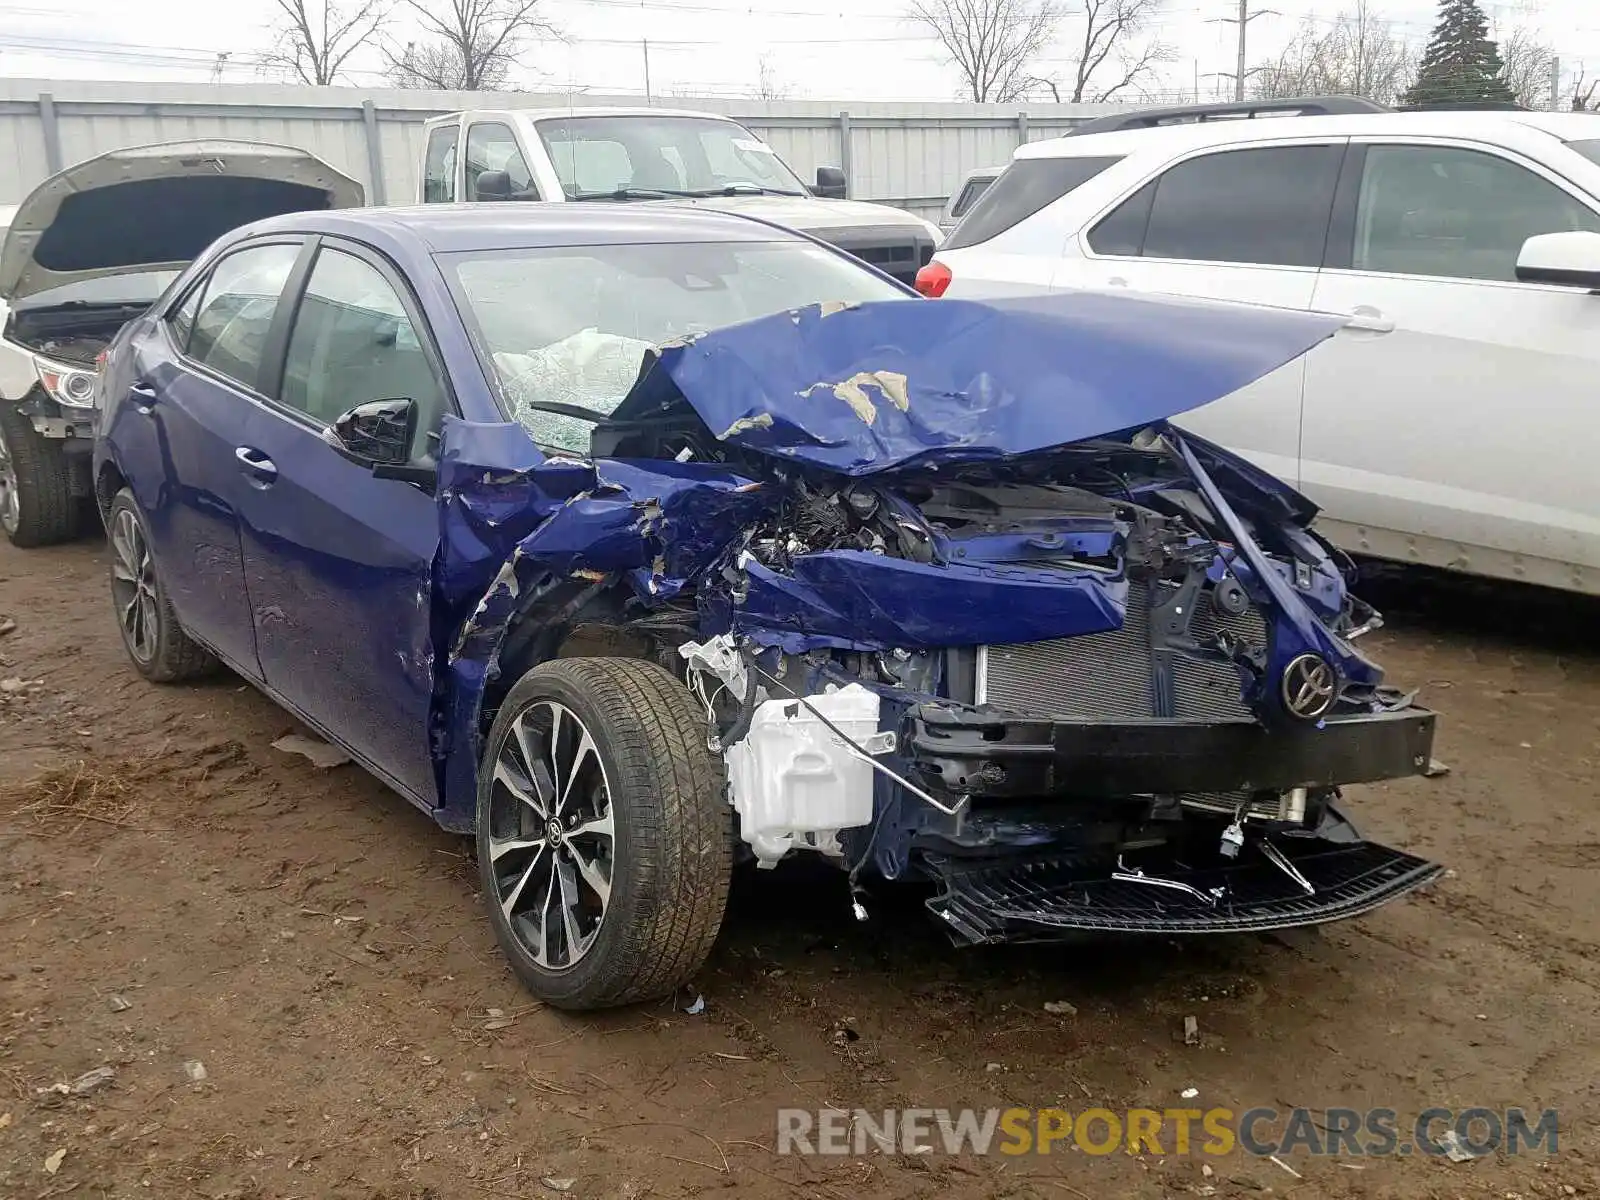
1, 534, 1597, 1200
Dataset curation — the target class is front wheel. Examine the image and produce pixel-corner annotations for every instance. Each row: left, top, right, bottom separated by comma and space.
477, 657, 732, 1010
0, 404, 80, 548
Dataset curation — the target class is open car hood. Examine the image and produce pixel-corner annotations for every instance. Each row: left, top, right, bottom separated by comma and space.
616, 291, 1345, 476
0, 140, 364, 302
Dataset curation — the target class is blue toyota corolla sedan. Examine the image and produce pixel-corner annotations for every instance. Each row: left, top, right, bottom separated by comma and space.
94, 204, 1442, 1009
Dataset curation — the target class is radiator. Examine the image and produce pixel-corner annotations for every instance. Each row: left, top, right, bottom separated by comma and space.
975, 580, 1279, 815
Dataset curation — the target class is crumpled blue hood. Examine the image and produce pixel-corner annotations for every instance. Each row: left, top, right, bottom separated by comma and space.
620, 290, 1345, 476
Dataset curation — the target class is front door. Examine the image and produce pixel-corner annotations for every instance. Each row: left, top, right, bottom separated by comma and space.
1301, 140, 1600, 590
1060, 141, 1348, 486
232, 239, 450, 805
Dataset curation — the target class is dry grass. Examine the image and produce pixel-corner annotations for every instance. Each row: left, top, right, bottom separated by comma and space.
1, 752, 171, 835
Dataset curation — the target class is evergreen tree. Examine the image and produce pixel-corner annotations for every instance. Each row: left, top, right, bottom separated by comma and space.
1401, 0, 1517, 107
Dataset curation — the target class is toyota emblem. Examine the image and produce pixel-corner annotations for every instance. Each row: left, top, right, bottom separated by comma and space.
1281, 653, 1337, 719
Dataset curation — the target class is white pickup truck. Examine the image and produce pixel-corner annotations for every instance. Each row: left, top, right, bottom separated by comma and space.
417, 106, 942, 287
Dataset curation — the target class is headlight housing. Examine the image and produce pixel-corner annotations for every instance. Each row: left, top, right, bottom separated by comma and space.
33, 357, 98, 409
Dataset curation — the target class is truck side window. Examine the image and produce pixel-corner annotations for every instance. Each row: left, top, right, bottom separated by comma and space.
424, 126, 459, 203
466, 123, 540, 201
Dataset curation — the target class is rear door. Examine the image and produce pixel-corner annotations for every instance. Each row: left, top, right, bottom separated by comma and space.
1063, 141, 1348, 486
230, 237, 450, 805
117, 238, 306, 675
1301, 139, 1600, 589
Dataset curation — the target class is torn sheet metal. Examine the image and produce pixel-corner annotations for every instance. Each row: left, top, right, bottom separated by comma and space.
430, 416, 775, 823
615, 291, 1346, 476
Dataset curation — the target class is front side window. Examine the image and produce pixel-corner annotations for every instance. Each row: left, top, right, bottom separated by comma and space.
1352, 144, 1600, 282
943, 156, 1122, 251
1091, 145, 1343, 268
465, 122, 539, 200
423, 125, 459, 203
441, 239, 907, 452
185, 242, 302, 391
536, 116, 808, 199
280, 247, 444, 443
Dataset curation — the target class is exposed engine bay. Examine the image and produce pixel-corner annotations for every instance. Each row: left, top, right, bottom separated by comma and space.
436, 292, 1443, 942
6, 302, 148, 364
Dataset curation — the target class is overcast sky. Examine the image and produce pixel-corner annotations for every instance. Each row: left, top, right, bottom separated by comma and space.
2, 0, 1597, 104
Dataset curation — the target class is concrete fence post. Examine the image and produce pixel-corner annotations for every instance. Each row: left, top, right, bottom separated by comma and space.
838, 110, 852, 199
38, 92, 63, 175
360, 99, 388, 205
1017, 110, 1029, 149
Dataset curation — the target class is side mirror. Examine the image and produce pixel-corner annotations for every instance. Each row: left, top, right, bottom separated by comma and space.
1515, 230, 1600, 290
813, 165, 847, 199
323, 397, 437, 488
474, 170, 512, 201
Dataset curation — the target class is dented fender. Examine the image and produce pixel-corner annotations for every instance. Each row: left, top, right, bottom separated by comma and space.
429, 416, 774, 827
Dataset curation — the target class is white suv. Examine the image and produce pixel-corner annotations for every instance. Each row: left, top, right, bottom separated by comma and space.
921, 97, 1600, 596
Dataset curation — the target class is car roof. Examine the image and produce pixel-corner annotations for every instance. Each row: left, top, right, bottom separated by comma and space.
428, 106, 742, 124
238, 202, 802, 254
1021, 109, 1600, 160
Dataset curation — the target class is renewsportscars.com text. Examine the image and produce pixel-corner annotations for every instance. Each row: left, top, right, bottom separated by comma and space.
777, 1106, 1559, 1158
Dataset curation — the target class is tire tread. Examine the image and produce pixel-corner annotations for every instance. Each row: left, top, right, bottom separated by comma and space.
1, 405, 80, 548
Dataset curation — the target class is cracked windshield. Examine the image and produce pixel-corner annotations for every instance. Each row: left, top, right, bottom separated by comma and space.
443, 239, 906, 451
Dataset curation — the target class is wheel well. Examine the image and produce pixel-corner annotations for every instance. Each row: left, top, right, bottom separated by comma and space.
477, 584, 671, 740
95, 461, 127, 523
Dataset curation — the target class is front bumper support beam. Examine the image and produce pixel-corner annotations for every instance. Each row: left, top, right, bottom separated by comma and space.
904, 705, 1436, 798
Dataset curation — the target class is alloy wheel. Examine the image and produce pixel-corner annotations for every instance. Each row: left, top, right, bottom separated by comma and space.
109, 508, 159, 664
0, 425, 18, 534
487, 701, 616, 970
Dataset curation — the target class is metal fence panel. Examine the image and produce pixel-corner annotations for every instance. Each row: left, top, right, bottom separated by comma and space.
0, 78, 1129, 212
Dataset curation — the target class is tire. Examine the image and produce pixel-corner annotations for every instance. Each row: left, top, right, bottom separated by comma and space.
0, 404, 80, 548
105, 488, 216, 683
477, 657, 733, 1010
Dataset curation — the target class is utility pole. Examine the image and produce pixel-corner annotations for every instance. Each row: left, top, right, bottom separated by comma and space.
1211, 0, 1276, 101
642, 38, 652, 104
1550, 56, 1562, 110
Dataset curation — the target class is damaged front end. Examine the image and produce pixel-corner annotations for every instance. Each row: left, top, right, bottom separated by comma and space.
436, 291, 1442, 943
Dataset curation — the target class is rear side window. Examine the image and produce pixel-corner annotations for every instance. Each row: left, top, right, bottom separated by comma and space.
423, 125, 459, 203
949, 175, 996, 220
943, 156, 1122, 250
185, 243, 301, 392
1089, 145, 1343, 268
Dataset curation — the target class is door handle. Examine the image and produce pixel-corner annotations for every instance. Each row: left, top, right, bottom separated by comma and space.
235, 446, 278, 485
129, 382, 158, 415
1342, 306, 1395, 334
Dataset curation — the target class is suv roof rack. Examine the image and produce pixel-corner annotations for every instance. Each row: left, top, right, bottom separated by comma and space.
1395, 100, 1528, 111
1065, 95, 1391, 137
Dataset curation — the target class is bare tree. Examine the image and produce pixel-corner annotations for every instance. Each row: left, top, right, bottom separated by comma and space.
384, 0, 554, 90
261, 0, 387, 85
752, 53, 792, 100
906, 0, 1062, 103
1498, 25, 1555, 108
1253, 0, 1414, 106
1061, 0, 1172, 102
1571, 66, 1600, 111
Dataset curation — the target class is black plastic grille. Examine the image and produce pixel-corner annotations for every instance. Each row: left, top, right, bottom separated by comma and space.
927, 840, 1443, 943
